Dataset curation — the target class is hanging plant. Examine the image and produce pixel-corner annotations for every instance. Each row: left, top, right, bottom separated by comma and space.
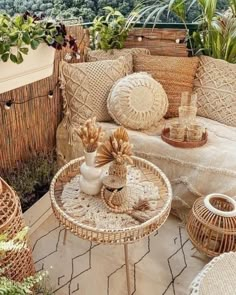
0, 11, 78, 64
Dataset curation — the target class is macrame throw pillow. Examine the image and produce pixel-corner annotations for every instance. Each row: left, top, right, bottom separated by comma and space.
87, 48, 150, 74
60, 57, 128, 129
193, 56, 236, 127
133, 54, 199, 118
107, 72, 168, 130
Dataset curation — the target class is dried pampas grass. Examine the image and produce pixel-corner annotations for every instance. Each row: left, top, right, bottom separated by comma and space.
97, 127, 133, 167
76, 117, 104, 153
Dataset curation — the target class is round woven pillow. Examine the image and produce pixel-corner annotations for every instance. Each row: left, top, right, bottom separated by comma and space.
107, 72, 168, 130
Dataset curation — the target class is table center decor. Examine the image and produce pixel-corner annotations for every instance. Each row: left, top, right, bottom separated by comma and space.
97, 127, 133, 180
96, 127, 135, 212
76, 117, 105, 195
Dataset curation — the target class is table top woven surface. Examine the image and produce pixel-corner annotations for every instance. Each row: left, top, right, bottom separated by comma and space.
50, 156, 172, 244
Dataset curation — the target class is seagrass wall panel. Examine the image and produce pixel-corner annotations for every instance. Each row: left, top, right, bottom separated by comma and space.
125, 28, 188, 56
0, 25, 89, 170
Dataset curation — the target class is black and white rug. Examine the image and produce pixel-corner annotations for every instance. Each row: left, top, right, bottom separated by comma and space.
30, 214, 207, 295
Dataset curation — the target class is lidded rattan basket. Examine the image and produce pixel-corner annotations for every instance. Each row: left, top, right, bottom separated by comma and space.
0, 177, 35, 281
187, 194, 236, 257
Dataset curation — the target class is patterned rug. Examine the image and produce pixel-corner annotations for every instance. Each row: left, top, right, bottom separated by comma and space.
30, 214, 208, 295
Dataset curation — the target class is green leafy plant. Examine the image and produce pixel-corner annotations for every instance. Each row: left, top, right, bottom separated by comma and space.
0, 11, 78, 64
128, 0, 236, 63
1, 151, 57, 212
90, 6, 134, 50
0, 228, 51, 295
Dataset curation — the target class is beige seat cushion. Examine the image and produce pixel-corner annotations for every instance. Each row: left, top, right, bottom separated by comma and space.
60, 58, 128, 142
133, 54, 199, 118
87, 48, 150, 74
107, 72, 168, 130
57, 116, 236, 221
193, 56, 236, 127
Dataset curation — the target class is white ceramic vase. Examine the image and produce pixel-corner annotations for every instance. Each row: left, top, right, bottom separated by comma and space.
79, 151, 103, 195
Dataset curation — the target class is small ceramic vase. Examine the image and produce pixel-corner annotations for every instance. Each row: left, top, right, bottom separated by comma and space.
79, 150, 103, 195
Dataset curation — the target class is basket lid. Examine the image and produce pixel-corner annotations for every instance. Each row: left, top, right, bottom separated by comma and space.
102, 175, 126, 189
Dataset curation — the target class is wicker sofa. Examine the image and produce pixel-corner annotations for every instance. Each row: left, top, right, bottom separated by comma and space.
56, 39, 236, 221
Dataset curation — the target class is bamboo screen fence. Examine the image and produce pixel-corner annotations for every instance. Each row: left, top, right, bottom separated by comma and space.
0, 25, 89, 171
0, 25, 187, 171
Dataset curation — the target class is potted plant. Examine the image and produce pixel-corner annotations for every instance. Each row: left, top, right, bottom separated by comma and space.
0, 11, 78, 94
127, 0, 236, 63
88, 6, 149, 73
90, 6, 133, 51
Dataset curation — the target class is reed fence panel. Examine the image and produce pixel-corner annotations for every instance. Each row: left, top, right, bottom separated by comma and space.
0, 25, 89, 171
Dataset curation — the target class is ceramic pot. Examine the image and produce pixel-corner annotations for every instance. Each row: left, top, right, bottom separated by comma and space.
79, 151, 103, 195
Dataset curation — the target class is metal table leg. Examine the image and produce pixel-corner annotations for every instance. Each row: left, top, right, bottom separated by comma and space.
124, 244, 131, 295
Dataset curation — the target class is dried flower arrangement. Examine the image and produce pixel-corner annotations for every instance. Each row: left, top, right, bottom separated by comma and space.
97, 127, 133, 167
76, 117, 104, 153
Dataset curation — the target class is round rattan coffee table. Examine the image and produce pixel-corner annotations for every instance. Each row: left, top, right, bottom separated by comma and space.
50, 156, 172, 295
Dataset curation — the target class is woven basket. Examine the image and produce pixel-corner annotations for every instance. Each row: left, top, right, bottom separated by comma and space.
187, 194, 236, 257
0, 177, 35, 281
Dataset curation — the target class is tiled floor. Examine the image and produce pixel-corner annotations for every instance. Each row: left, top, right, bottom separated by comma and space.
30, 214, 208, 295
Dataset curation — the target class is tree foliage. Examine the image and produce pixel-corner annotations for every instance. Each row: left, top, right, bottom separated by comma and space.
0, 0, 230, 22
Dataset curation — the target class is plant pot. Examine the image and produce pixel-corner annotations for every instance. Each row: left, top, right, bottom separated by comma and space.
0, 43, 55, 94
79, 151, 103, 196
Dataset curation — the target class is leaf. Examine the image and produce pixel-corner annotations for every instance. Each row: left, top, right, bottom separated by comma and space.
20, 47, 29, 55
10, 53, 17, 63
1, 52, 9, 62
0, 43, 5, 55
22, 32, 31, 45
14, 15, 24, 28
17, 51, 23, 64
30, 39, 40, 50
9, 33, 19, 43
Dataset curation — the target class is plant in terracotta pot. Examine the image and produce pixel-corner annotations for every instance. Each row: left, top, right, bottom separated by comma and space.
0, 11, 78, 93
76, 117, 105, 196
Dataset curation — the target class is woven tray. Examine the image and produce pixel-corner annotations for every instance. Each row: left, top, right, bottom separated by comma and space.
161, 128, 208, 148
50, 156, 172, 245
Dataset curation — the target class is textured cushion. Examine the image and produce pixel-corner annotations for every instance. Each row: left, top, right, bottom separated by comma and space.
133, 54, 199, 118
87, 48, 150, 74
193, 56, 236, 127
60, 58, 128, 128
107, 72, 168, 130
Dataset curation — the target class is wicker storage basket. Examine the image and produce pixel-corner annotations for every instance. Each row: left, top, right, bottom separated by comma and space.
0, 177, 35, 281
187, 194, 236, 257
